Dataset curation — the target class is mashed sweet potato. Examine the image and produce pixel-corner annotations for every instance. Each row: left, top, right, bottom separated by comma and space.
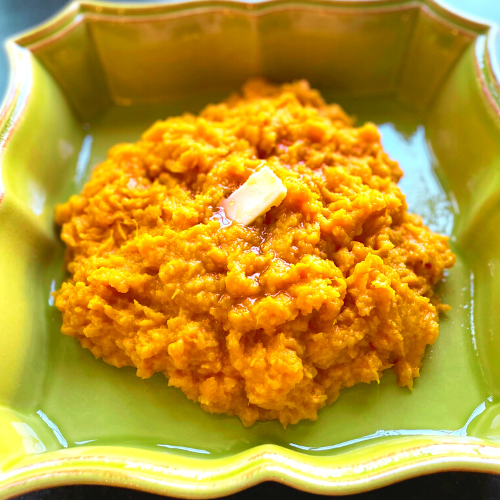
55, 79, 455, 427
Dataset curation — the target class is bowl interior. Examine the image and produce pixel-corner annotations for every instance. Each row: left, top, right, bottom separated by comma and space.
1, 0, 500, 471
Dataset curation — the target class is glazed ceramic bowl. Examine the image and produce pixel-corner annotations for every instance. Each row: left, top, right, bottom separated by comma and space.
1, 0, 500, 497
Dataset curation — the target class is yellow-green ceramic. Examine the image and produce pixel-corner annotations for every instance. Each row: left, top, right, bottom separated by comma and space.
1, 0, 500, 497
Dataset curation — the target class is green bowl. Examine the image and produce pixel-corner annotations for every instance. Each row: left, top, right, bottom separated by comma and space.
1, 0, 500, 497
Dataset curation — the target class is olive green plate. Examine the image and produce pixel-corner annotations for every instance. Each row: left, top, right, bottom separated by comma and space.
1, 0, 500, 497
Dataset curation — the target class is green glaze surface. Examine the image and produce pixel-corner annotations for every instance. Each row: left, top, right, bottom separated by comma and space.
1, 0, 500, 497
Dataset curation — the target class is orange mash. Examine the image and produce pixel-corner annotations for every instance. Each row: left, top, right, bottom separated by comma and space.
55, 79, 455, 427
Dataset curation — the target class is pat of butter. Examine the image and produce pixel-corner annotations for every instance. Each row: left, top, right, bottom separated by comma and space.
219, 166, 287, 225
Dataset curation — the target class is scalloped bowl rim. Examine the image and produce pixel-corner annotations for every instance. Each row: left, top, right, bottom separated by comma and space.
1, 0, 500, 498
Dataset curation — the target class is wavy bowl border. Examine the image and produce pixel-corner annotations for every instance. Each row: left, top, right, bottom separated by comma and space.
1, 0, 500, 497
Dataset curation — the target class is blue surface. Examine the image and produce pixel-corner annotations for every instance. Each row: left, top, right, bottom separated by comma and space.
446, 0, 500, 27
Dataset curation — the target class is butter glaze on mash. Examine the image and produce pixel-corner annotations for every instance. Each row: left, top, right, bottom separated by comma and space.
55, 79, 455, 427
